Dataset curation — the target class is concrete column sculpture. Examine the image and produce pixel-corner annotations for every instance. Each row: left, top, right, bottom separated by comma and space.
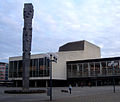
22, 3, 34, 91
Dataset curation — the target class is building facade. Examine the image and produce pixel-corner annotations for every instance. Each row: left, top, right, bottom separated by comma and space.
0, 62, 8, 81
67, 57, 120, 86
8, 40, 120, 86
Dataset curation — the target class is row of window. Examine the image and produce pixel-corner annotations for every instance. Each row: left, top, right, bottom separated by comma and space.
67, 60, 120, 78
9, 58, 50, 78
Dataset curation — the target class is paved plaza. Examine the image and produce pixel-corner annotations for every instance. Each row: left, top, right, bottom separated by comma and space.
0, 86, 120, 102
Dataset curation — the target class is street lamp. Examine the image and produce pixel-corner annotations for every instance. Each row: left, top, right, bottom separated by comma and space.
45, 53, 57, 101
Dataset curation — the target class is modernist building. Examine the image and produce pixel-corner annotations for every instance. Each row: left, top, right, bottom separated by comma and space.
0, 62, 8, 81
9, 40, 120, 87
67, 57, 120, 86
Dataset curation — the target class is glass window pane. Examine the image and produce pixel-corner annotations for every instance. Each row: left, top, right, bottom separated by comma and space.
67, 64, 72, 78
90, 62, 94, 76
101, 61, 107, 75
83, 63, 88, 77
95, 62, 100, 76
71, 64, 77, 77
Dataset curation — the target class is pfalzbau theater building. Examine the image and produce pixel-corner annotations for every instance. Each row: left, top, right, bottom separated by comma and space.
9, 40, 120, 87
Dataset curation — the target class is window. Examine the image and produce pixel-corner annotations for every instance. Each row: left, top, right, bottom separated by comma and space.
95, 62, 100, 76
101, 61, 107, 75
67, 64, 72, 77
83, 63, 88, 77
90, 62, 94, 76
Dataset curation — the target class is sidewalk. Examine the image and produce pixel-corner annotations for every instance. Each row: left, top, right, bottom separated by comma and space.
1, 86, 120, 102
54, 92, 120, 102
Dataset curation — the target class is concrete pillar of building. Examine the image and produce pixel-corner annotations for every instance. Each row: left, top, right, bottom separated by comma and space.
82, 64, 84, 77
46, 81, 48, 87
106, 61, 108, 75
88, 63, 90, 77
93, 62, 95, 76
100, 62, 102, 75
35, 81, 37, 87
16, 81, 18, 87
101, 81, 103, 86
77, 64, 79, 76
95, 80, 98, 86
76, 83, 78, 87
119, 61, 120, 73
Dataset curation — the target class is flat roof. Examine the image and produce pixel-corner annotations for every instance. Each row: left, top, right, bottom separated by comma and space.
67, 57, 120, 64
0, 62, 8, 64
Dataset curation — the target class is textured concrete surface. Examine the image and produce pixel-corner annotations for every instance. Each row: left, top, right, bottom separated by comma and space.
1, 86, 120, 102
22, 3, 34, 91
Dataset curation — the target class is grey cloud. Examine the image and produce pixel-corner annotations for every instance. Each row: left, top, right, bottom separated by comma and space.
1, 0, 120, 63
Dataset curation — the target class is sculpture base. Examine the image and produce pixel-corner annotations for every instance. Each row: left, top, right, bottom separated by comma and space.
4, 89, 46, 94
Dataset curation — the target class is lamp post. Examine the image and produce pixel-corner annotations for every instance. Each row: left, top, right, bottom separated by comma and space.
45, 53, 57, 101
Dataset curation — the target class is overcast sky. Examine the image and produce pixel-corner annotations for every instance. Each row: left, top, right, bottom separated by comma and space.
1, 0, 120, 62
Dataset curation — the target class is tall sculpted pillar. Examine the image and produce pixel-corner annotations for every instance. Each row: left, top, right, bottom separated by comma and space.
22, 3, 34, 91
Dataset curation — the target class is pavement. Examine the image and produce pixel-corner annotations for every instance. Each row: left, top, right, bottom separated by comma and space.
0, 86, 120, 102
